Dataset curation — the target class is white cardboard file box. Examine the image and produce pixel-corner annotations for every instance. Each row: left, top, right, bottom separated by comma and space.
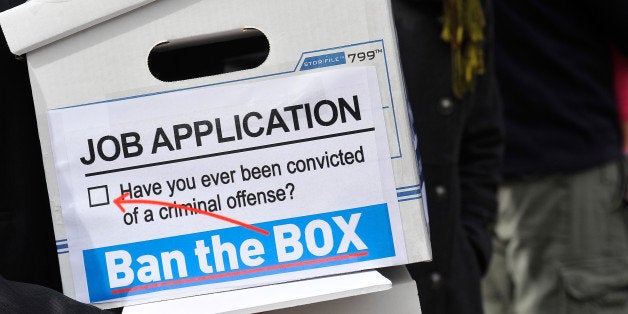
1, 0, 430, 309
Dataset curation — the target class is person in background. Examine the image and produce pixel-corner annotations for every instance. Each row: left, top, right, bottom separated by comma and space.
392, 0, 502, 313
482, 1, 628, 313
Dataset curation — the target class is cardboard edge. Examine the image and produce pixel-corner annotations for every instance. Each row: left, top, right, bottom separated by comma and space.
0, 0, 156, 55
371, 0, 432, 264
120, 270, 392, 314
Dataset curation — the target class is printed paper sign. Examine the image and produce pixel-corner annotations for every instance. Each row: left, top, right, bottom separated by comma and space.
48, 66, 406, 304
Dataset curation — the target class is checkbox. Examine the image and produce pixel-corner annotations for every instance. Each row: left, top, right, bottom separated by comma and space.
88, 185, 110, 207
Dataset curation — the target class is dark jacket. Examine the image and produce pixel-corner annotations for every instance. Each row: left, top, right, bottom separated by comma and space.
496, 0, 627, 178
0, 1, 111, 312
0, 0, 62, 290
392, 0, 502, 313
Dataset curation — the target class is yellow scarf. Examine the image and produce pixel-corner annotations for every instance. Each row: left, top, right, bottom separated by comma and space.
441, 0, 486, 98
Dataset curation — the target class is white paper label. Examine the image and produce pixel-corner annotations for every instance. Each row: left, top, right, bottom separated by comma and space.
48, 66, 406, 304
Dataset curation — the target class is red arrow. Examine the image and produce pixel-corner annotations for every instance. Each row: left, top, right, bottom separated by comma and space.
113, 192, 269, 236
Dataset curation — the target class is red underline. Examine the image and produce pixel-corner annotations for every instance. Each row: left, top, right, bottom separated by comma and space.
111, 251, 369, 295
118, 193, 269, 236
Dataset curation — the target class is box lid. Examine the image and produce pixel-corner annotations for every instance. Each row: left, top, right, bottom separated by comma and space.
0, 0, 155, 55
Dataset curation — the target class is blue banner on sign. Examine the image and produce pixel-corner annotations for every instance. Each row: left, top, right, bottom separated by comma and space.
83, 203, 394, 302
300, 52, 346, 71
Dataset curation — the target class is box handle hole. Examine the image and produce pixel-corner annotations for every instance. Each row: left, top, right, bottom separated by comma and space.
148, 28, 269, 82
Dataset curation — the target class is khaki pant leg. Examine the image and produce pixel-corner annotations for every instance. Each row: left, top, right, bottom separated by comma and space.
483, 174, 571, 314
482, 188, 515, 314
558, 161, 628, 314
482, 161, 628, 314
